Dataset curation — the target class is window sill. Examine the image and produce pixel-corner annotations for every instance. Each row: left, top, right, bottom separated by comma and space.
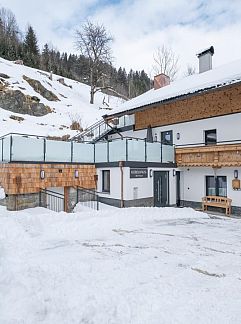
101, 191, 110, 194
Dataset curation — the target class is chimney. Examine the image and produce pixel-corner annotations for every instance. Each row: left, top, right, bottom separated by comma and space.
196, 46, 214, 73
154, 73, 170, 90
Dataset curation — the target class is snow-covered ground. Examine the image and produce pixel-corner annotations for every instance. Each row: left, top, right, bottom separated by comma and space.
0, 206, 241, 323
0, 57, 124, 137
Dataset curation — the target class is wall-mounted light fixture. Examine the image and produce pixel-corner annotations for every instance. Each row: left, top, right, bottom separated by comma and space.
176, 132, 180, 140
40, 170, 45, 179
74, 170, 79, 178
149, 169, 153, 178
154, 134, 158, 142
234, 170, 239, 179
173, 169, 176, 177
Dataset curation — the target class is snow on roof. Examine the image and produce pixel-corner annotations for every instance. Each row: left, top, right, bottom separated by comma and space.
196, 46, 214, 57
110, 59, 241, 116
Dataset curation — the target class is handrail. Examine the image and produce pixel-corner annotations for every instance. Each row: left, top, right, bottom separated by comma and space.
0, 132, 47, 140
39, 189, 64, 212
40, 189, 64, 198
76, 186, 99, 210
71, 118, 107, 141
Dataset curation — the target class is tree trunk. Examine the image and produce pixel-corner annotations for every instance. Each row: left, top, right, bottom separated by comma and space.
90, 69, 94, 104
90, 86, 94, 104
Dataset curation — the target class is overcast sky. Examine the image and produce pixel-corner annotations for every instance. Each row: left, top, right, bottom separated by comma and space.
2, 0, 241, 77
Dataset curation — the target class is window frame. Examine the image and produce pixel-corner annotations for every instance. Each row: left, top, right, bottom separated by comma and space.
206, 175, 227, 197
102, 170, 110, 193
161, 130, 173, 145
204, 129, 217, 145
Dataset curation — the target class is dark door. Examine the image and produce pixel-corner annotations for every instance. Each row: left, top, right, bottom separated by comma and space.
176, 171, 181, 207
154, 171, 169, 207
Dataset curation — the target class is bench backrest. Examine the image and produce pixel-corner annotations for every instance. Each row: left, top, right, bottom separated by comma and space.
202, 195, 232, 205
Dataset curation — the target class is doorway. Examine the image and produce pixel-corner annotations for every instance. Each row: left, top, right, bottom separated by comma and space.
153, 171, 169, 207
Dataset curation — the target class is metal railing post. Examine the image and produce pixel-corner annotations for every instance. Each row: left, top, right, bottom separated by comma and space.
43, 138, 46, 162
1, 139, 3, 162
71, 141, 73, 163
161, 142, 163, 163
94, 143, 96, 163
126, 139, 128, 161
10, 135, 13, 162
97, 194, 99, 211
145, 139, 147, 162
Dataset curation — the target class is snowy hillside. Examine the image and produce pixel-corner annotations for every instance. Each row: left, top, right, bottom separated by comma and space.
0, 57, 124, 138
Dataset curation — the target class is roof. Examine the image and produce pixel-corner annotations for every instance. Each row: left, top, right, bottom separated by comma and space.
196, 46, 214, 57
107, 58, 241, 117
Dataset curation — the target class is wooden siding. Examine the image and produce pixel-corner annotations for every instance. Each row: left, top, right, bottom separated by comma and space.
135, 83, 241, 130
176, 143, 241, 167
0, 163, 96, 195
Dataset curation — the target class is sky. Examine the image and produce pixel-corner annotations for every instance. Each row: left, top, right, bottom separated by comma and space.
1, 0, 241, 78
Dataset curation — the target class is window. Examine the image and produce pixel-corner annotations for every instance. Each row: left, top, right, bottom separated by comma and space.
206, 176, 227, 197
102, 170, 110, 192
161, 130, 173, 145
205, 129, 217, 145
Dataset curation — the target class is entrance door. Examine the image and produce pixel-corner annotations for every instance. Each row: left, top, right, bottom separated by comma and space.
154, 171, 169, 207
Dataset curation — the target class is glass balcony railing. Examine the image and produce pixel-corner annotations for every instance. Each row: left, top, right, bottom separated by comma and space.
0, 133, 175, 164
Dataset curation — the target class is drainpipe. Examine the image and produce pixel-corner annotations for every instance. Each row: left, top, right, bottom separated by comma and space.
119, 161, 124, 208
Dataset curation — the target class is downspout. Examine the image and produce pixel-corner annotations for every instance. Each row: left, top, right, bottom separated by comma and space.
119, 161, 124, 208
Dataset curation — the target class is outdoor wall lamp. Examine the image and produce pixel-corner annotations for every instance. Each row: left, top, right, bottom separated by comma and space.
74, 170, 79, 178
173, 169, 176, 177
149, 169, 153, 177
176, 132, 180, 140
234, 170, 239, 179
40, 170, 45, 179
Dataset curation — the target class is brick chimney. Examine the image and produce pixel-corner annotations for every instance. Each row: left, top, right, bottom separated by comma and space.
154, 73, 170, 90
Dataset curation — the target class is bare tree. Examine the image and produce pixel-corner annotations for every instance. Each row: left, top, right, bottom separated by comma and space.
184, 64, 196, 77
75, 20, 113, 104
153, 45, 179, 81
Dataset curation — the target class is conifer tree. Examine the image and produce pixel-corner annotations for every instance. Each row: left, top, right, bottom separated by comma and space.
23, 25, 39, 67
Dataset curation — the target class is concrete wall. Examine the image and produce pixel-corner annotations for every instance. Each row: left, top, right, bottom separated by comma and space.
6, 193, 40, 211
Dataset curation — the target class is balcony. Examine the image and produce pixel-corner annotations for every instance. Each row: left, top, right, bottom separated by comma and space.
0, 133, 175, 164
176, 141, 241, 167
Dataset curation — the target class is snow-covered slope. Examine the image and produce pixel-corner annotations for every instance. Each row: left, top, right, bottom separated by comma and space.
0, 57, 124, 137
113, 58, 241, 114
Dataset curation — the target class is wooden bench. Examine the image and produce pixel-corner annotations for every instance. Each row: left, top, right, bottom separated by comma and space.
202, 196, 232, 216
